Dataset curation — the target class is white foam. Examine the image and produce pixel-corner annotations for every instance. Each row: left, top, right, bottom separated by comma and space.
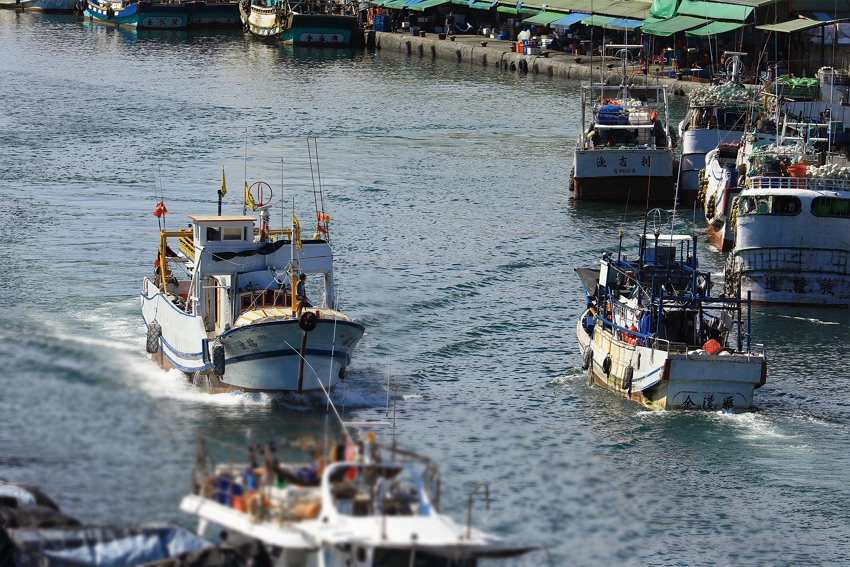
766, 314, 840, 326
401, 394, 423, 400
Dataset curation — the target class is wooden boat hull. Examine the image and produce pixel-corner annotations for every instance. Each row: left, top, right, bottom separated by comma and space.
577, 311, 765, 410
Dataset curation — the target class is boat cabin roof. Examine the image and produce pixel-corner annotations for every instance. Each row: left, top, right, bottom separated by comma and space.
189, 215, 255, 223
640, 234, 693, 242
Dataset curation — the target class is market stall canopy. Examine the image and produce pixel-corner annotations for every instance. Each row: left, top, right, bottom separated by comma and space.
686, 19, 744, 35
549, 11, 590, 28
502, 0, 650, 20
467, 1, 494, 8
676, 0, 753, 21
603, 18, 643, 30
522, 11, 570, 25
408, 0, 451, 10
642, 14, 707, 35
756, 17, 824, 33
649, 0, 675, 19
581, 14, 616, 27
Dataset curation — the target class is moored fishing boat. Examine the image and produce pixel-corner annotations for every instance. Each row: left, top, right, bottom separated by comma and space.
140, 175, 364, 393
678, 52, 759, 204
572, 64, 675, 203
84, 0, 190, 28
187, 0, 240, 29
575, 210, 766, 410
239, 0, 358, 45
724, 143, 850, 306
0, 0, 75, 11
700, 140, 746, 252
180, 433, 536, 566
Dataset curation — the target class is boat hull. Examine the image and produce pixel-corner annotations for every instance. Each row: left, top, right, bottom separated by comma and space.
577, 312, 765, 410
187, 1, 239, 28
280, 14, 357, 46
85, 0, 189, 28
679, 126, 743, 203
239, 2, 281, 38
141, 286, 364, 392
573, 148, 675, 202
5, 0, 74, 11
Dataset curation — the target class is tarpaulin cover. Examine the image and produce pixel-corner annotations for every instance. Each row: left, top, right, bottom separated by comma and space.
408, 0, 451, 10
522, 11, 568, 25
641, 14, 707, 35
9, 524, 212, 567
685, 20, 743, 35
756, 17, 824, 34
649, 0, 676, 19
549, 12, 590, 28
676, 0, 752, 21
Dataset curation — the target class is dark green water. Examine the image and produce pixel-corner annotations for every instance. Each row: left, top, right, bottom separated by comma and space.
1, 11, 849, 566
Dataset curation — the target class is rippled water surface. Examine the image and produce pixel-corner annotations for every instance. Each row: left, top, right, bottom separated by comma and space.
1, 11, 849, 566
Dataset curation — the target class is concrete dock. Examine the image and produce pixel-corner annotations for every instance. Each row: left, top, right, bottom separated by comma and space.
374, 31, 708, 94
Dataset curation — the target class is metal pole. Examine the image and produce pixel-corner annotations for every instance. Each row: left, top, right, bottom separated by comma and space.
746, 290, 752, 353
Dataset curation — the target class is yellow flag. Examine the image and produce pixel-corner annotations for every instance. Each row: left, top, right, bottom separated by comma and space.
292, 215, 303, 251
244, 181, 256, 211
220, 167, 227, 196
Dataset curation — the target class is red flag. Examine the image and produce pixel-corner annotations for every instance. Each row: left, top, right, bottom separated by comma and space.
153, 201, 168, 218
317, 212, 330, 222
316, 223, 328, 234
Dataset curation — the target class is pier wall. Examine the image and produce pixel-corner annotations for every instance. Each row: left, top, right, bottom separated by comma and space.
374, 31, 707, 94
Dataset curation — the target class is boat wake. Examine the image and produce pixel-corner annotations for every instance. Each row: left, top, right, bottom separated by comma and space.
763, 313, 840, 325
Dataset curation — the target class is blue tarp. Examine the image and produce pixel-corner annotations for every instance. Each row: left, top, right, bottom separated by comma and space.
549, 12, 590, 29
10, 524, 212, 567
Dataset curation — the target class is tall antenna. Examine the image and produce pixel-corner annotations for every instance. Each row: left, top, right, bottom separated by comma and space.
243, 126, 248, 216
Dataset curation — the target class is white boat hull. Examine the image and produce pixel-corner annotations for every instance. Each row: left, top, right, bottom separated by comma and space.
573, 147, 675, 202
141, 285, 364, 392
577, 312, 765, 410
679, 126, 743, 202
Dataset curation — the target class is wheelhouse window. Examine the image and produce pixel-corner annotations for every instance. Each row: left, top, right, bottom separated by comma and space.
222, 227, 243, 241
811, 197, 850, 218
206, 227, 221, 241
739, 195, 801, 215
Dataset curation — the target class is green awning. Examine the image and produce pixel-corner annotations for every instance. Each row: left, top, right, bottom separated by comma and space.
649, 0, 676, 19
522, 11, 568, 25
641, 14, 708, 36
757, 17, 824, 34
496, 5, 536, 13
498, 0, 650, 20
409, 0, 451, 10
468, 1, 492, 8
677, 0, 752, 21
581, 15, 616, 27
685, 20, 744, 36
382, 0, 408, 8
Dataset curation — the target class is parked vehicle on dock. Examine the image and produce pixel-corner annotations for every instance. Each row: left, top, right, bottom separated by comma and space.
181, 433, 535, 566
572, 47, 676, 203
575, 209, 766, 410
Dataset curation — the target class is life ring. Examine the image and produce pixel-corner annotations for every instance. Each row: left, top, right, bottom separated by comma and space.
602, 355, 612, 375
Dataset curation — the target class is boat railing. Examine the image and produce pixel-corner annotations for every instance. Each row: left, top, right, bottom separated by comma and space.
750, 176, 850, 191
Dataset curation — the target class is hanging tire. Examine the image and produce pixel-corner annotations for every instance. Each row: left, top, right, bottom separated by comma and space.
581, 346, 592, 370
568, 167, 575, 192
146, 321, 161, 354
602, 355, 612, 375
299, 311, 318, 332
212, 343, 226, 376
623, 365, 633, 393
339, 366, 347, 380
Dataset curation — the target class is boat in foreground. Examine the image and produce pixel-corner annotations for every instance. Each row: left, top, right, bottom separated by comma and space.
576, 211, 766, 410
725, 139, 850, 306
140, 183, 364, 393
181, 433, 535, 566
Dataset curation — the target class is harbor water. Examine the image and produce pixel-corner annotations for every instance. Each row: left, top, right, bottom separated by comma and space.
1, 11, 849, 566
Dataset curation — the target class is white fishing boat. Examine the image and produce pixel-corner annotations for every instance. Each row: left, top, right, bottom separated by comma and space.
180, 433, 535, 566
572, 57, 675, 202
699, 140, 745, 252
575, 210, 766, 410
140, 177, 364, 393
679, 52, 758, 205
724, 141, 850, 306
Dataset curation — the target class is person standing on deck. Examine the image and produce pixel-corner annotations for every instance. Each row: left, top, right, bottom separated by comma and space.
296, 273, 311, 316
445, 11, 455, 36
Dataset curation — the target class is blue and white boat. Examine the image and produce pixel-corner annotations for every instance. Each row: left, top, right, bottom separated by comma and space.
0, 0, 75, 11
85, 0, 190, 28
140, 185, 364, 393
575, 210, 766, 410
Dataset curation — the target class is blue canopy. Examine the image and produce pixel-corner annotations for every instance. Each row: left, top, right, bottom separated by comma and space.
604, 18, 643, 30
550, 12, 590, 29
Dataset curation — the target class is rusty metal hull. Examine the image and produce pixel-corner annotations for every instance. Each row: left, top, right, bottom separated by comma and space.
577, 312, 765, 410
